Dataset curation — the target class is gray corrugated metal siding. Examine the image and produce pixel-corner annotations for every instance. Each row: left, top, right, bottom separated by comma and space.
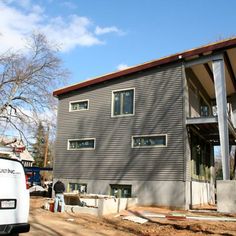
54, 64, 185, 181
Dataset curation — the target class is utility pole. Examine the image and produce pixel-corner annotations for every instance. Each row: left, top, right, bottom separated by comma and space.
43, 125, 50, 168
42, 125, 50, 183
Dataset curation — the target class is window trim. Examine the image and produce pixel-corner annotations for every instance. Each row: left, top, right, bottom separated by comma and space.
111, 87, 135, 117
67, 138, 96, 150
69, 99, 89, 112
131, 134, 168, 148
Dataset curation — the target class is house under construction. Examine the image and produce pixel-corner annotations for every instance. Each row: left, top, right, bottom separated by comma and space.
53, 38, 236, 209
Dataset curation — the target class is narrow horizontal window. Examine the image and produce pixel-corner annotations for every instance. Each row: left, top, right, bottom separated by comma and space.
68, 183, 87, 193
112, 88, 134, 116
69, 100, 89, 111
110, 184, 132, 198
132, 134, 167, 148
68, 139, 95, 150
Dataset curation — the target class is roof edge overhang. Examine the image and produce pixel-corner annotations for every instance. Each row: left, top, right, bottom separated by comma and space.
53, 37, 236, 97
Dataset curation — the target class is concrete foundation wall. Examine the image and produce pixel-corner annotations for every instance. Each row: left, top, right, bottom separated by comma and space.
191, 181, 215, 206
65, 205, 99, 215
64, 197, 138, 216
54, 178, 186, 209
185, 181, 191, 209
217, 180, 236, 213
98, 198, 138, 216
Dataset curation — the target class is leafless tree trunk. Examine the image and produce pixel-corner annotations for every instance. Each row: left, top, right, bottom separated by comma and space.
0, 33, 67, 141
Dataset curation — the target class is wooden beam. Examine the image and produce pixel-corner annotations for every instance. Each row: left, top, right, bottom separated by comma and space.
224, 52, 236, 90
198, 53, 214, 83
203, 63, 214, 83
186, 117, 217, 125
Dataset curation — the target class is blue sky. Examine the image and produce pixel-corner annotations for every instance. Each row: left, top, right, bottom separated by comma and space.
0, 0, 236, 87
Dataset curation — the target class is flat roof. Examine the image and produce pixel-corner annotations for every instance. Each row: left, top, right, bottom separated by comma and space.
53, 37, 236, 97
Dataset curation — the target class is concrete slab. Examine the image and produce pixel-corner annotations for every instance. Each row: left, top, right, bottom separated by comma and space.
122, 216, 148, 224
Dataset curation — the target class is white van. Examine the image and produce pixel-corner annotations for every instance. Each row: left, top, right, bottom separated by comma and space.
0, 157, 30, 235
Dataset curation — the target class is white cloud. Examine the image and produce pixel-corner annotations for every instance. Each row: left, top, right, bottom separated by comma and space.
17, 0, 31, 9
0, 2, 42, 51
117, 63, 129, 71
3, 0, 32, 9
31, 4, 44, 14
95, 26, 124, 36
0, 2, 123, 53
60, 1, 77, 10
41, 15, 103, 51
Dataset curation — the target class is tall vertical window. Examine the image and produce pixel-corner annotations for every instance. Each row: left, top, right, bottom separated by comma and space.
200, 97, 209, 117
112, 88, 134, 116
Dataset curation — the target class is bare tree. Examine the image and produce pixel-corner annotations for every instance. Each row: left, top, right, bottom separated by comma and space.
0, 33, 67, 141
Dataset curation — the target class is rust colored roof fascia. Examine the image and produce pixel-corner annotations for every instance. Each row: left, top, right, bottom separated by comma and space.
53, 54, 180, 96
53, 37, 236, 97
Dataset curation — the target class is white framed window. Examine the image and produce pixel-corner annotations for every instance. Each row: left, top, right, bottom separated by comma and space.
67, 138, 96, 150
69, 99, 89, 112
111, 88, 135, 117
132, 134, 167, 148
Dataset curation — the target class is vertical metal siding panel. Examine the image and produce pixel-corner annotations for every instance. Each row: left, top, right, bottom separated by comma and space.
182, 64, 191, 182
185, 132, 192, 181
54, 64, 185, 181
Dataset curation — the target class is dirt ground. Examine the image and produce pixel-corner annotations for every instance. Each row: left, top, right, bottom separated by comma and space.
22, 197, 236, 236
